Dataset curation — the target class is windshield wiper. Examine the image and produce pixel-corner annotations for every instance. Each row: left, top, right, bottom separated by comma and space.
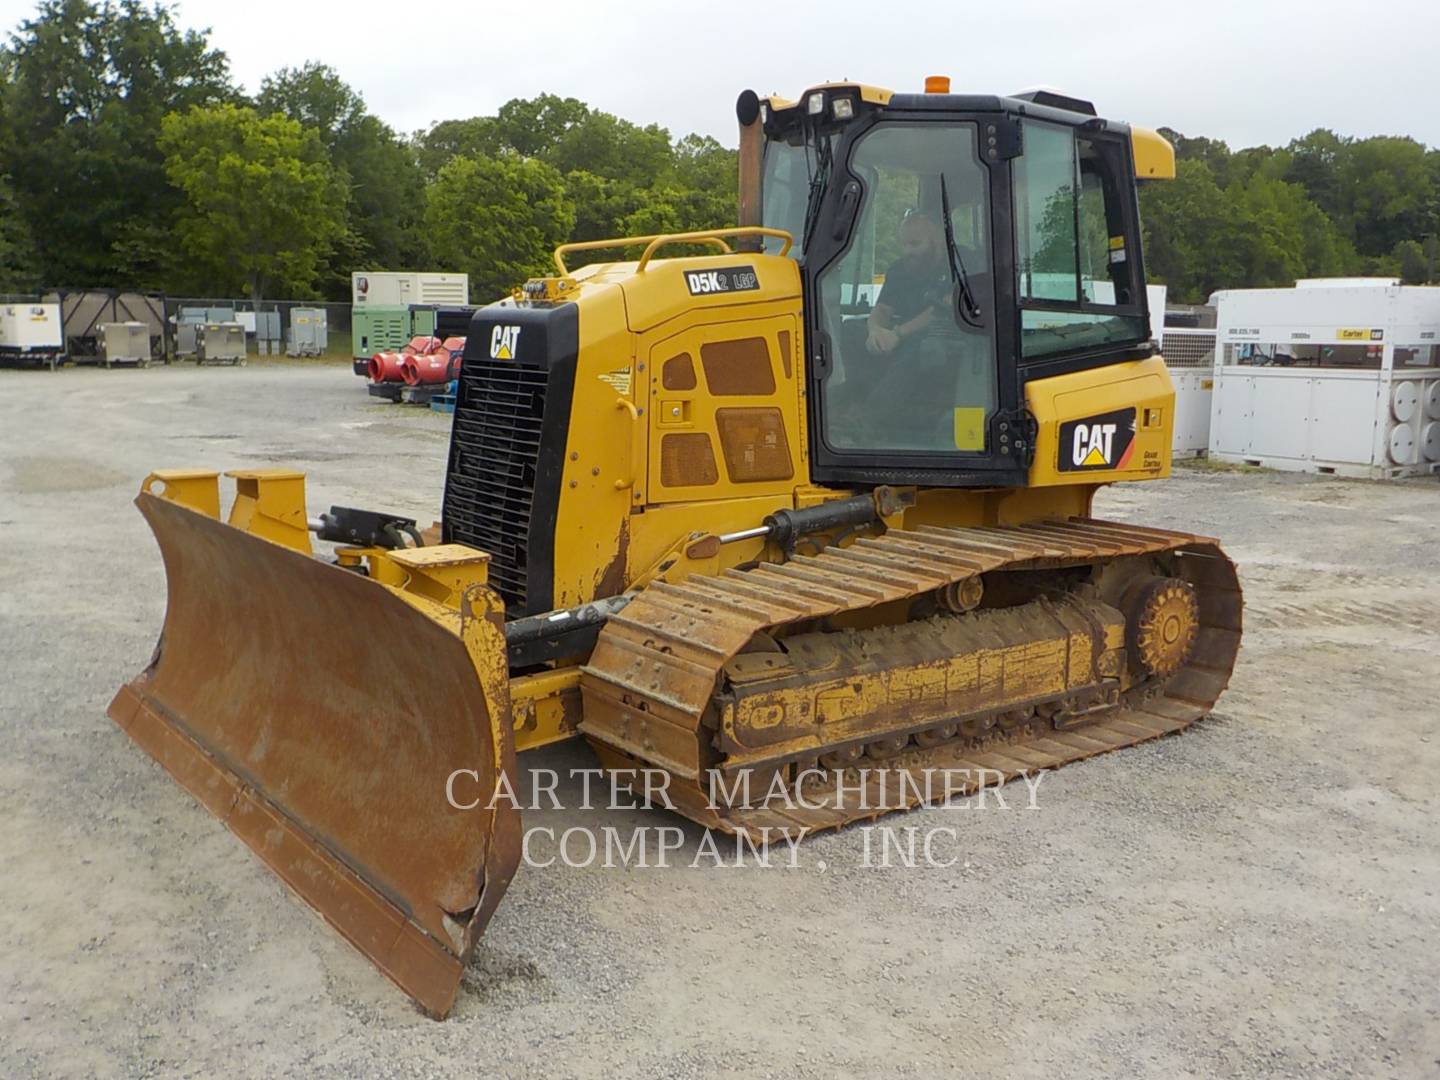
940, 174, 983, 327
801, 131, 833, 249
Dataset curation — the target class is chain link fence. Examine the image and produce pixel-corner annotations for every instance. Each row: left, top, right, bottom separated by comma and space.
5, 291, 357, 362
165, 298, 353, 359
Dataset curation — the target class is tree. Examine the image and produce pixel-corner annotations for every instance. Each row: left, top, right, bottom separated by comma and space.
1334, 136, 1435, 258
1393, 237, 1440, 284
423, 154, 573, 300
493, 94, 589, 157
258, 63, 426, 290
670, 133, 737, 229
562, 169, 650, 243
159, 104, 346, 301
3, 0, 236, 286
413, 116, 503, 178
0, 174, 39, 292
1282, 129, 1347, 219
1140, 160, 1250, 301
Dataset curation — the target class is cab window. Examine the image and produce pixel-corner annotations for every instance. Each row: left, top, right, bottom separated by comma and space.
1015, 120, 1147, 359
760, 138, 810, 258
815, 122, 997, 454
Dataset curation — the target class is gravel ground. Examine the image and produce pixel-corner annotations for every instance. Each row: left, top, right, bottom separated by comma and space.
1, 363, 1438, 1079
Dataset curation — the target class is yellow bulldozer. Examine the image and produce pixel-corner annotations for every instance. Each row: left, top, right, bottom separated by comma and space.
110, 80, 1242, 1017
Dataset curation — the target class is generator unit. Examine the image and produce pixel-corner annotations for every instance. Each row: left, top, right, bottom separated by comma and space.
195, 322, 246, 366
350, 273, 468, 373
1211, 283, 1440, 477
98, 322, 151, 367
0, 303, 65, 370
286, 308, 329, 357
351, 304, 443, 374
351, 305, 409, 372
350, 272, 469, 307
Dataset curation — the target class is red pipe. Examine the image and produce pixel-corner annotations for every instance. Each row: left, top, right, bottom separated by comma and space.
368, 352, 408, 383
402, 352, 455, 385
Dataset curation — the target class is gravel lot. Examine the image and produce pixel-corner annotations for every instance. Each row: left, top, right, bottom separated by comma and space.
2, 363, 1438, 1079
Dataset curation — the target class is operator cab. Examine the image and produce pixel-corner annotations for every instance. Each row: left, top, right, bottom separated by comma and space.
745, 82, 1163, 487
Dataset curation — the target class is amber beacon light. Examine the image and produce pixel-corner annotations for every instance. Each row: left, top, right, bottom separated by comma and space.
924, 74, 951, 93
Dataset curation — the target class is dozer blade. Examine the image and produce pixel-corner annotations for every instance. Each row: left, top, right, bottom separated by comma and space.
109, 492, 520, 1018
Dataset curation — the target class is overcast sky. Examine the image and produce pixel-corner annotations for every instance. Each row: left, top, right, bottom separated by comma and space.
6, 0, 1438, 149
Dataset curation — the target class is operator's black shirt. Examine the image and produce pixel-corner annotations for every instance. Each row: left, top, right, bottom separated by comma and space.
876, 257, 952, 325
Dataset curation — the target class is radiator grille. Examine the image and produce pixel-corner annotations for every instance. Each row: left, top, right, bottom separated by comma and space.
443, 357, 550, 610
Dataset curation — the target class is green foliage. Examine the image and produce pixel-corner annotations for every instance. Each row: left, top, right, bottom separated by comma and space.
493, 94, 589, 157
1333, 137, 1433, 258
4, 1, 1440, 308
159, 104, 346, 300
416, 95, 737, 263
3, 0, 236, 286
0, 173, 39, 292
1140, 160, 1252, 300
1140, 126, 1440, 301
414, 117, 502, 178
1394, 237, 1440, 285
423, 154, 574, 300
258, 62, 426, 290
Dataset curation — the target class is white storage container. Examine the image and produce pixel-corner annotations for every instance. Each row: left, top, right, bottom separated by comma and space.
1161, 328, 1217, 459
1209, 284, 1440, 478
0, 303, 64, 353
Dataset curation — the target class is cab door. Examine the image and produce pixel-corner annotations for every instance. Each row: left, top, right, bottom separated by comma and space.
804, 117, 1024, 485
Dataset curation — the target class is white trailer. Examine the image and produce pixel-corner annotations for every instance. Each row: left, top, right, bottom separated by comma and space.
0, 303, 65, 370
1209, 284, 1440, 478
351, 272, 469, 306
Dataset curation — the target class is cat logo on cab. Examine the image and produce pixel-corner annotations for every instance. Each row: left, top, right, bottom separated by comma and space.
1058, 407, 1137, 471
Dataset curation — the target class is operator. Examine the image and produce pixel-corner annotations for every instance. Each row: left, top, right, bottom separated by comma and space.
866, 211, 953, 358
858, 209, 977, 447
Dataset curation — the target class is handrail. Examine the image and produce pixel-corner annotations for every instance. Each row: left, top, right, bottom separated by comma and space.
553, 234, 729, 276
635, 227, 793, 273
552, 226, 795, 276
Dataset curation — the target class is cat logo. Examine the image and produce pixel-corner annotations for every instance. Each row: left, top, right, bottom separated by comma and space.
1075, 424, 1117, 466
489, 324, 521, 360
1058, 408, 1137, 472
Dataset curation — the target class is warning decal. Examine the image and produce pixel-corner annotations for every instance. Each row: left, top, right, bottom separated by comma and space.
598, 367, 633, 394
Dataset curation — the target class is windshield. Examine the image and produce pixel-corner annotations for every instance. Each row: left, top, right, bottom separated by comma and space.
814, 122, 997, 454
760, 138, 812, 258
